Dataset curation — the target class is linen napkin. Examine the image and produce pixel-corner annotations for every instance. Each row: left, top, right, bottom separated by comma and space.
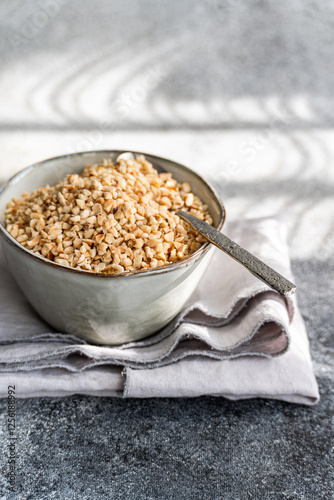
0, 216, 319, 404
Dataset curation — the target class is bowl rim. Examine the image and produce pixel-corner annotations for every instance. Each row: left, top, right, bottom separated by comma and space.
0, 150, 226, 278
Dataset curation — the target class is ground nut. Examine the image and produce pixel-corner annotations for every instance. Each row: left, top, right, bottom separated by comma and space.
80, 243, 89, 254
103, 218, 114, 231
76, 254, 86, 265
81, 209, 90, 219
95, 262, 106, 272
58, 192, 67, 206
130, 237, 142, 249
97, 242, 108, 255
97, 215, 105, 226
164, 232, 174, 242
76, 199, 86, 209
93, 203, 103, 214
133, 254, 142, 267
95, 233, 105, 244
181, 182, 191, 193
104, 199, 114, 212
105, 233, 114, 244
48, 228, 62, 240
145, 246, 155, 259
84, 229, 95, 239
70, 215, 81, 223
86, 215, 97, 225
10, 225, 19, 238
184, 193, 194, 207
36, 219, 45, 232
120, 257, 132, 267
160, 197, 171, 206
147, 238, 161, 248
110, 263, 124, 273
55, 258, 69, 266
26, 236, 40, 247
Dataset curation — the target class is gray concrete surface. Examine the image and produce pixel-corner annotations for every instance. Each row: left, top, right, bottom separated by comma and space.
0, 0, 333, 498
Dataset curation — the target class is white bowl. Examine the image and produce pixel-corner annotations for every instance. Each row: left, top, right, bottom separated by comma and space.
0, 151, 225, 345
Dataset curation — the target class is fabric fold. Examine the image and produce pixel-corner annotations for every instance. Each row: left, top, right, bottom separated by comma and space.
123, 308, 319, 405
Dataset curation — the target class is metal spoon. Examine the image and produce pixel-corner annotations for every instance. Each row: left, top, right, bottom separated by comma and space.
115, 152, 135, 163
178, 211, 296, 297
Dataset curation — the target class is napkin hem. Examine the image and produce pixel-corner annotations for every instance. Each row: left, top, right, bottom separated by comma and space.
0, 316, 290, 371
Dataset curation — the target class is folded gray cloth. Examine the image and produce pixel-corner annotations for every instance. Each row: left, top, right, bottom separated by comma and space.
0, 216, 319, 404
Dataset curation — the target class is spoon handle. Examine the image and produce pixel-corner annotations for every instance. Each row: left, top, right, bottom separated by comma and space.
178, 212, 296, 297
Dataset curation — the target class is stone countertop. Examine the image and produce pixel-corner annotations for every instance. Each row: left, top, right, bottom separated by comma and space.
0, 0, 333, 498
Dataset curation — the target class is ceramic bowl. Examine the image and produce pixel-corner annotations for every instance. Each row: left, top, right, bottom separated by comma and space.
0, 151, 225, 345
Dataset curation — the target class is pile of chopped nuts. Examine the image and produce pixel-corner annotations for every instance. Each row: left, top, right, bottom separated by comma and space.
5, 155, 213, 274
